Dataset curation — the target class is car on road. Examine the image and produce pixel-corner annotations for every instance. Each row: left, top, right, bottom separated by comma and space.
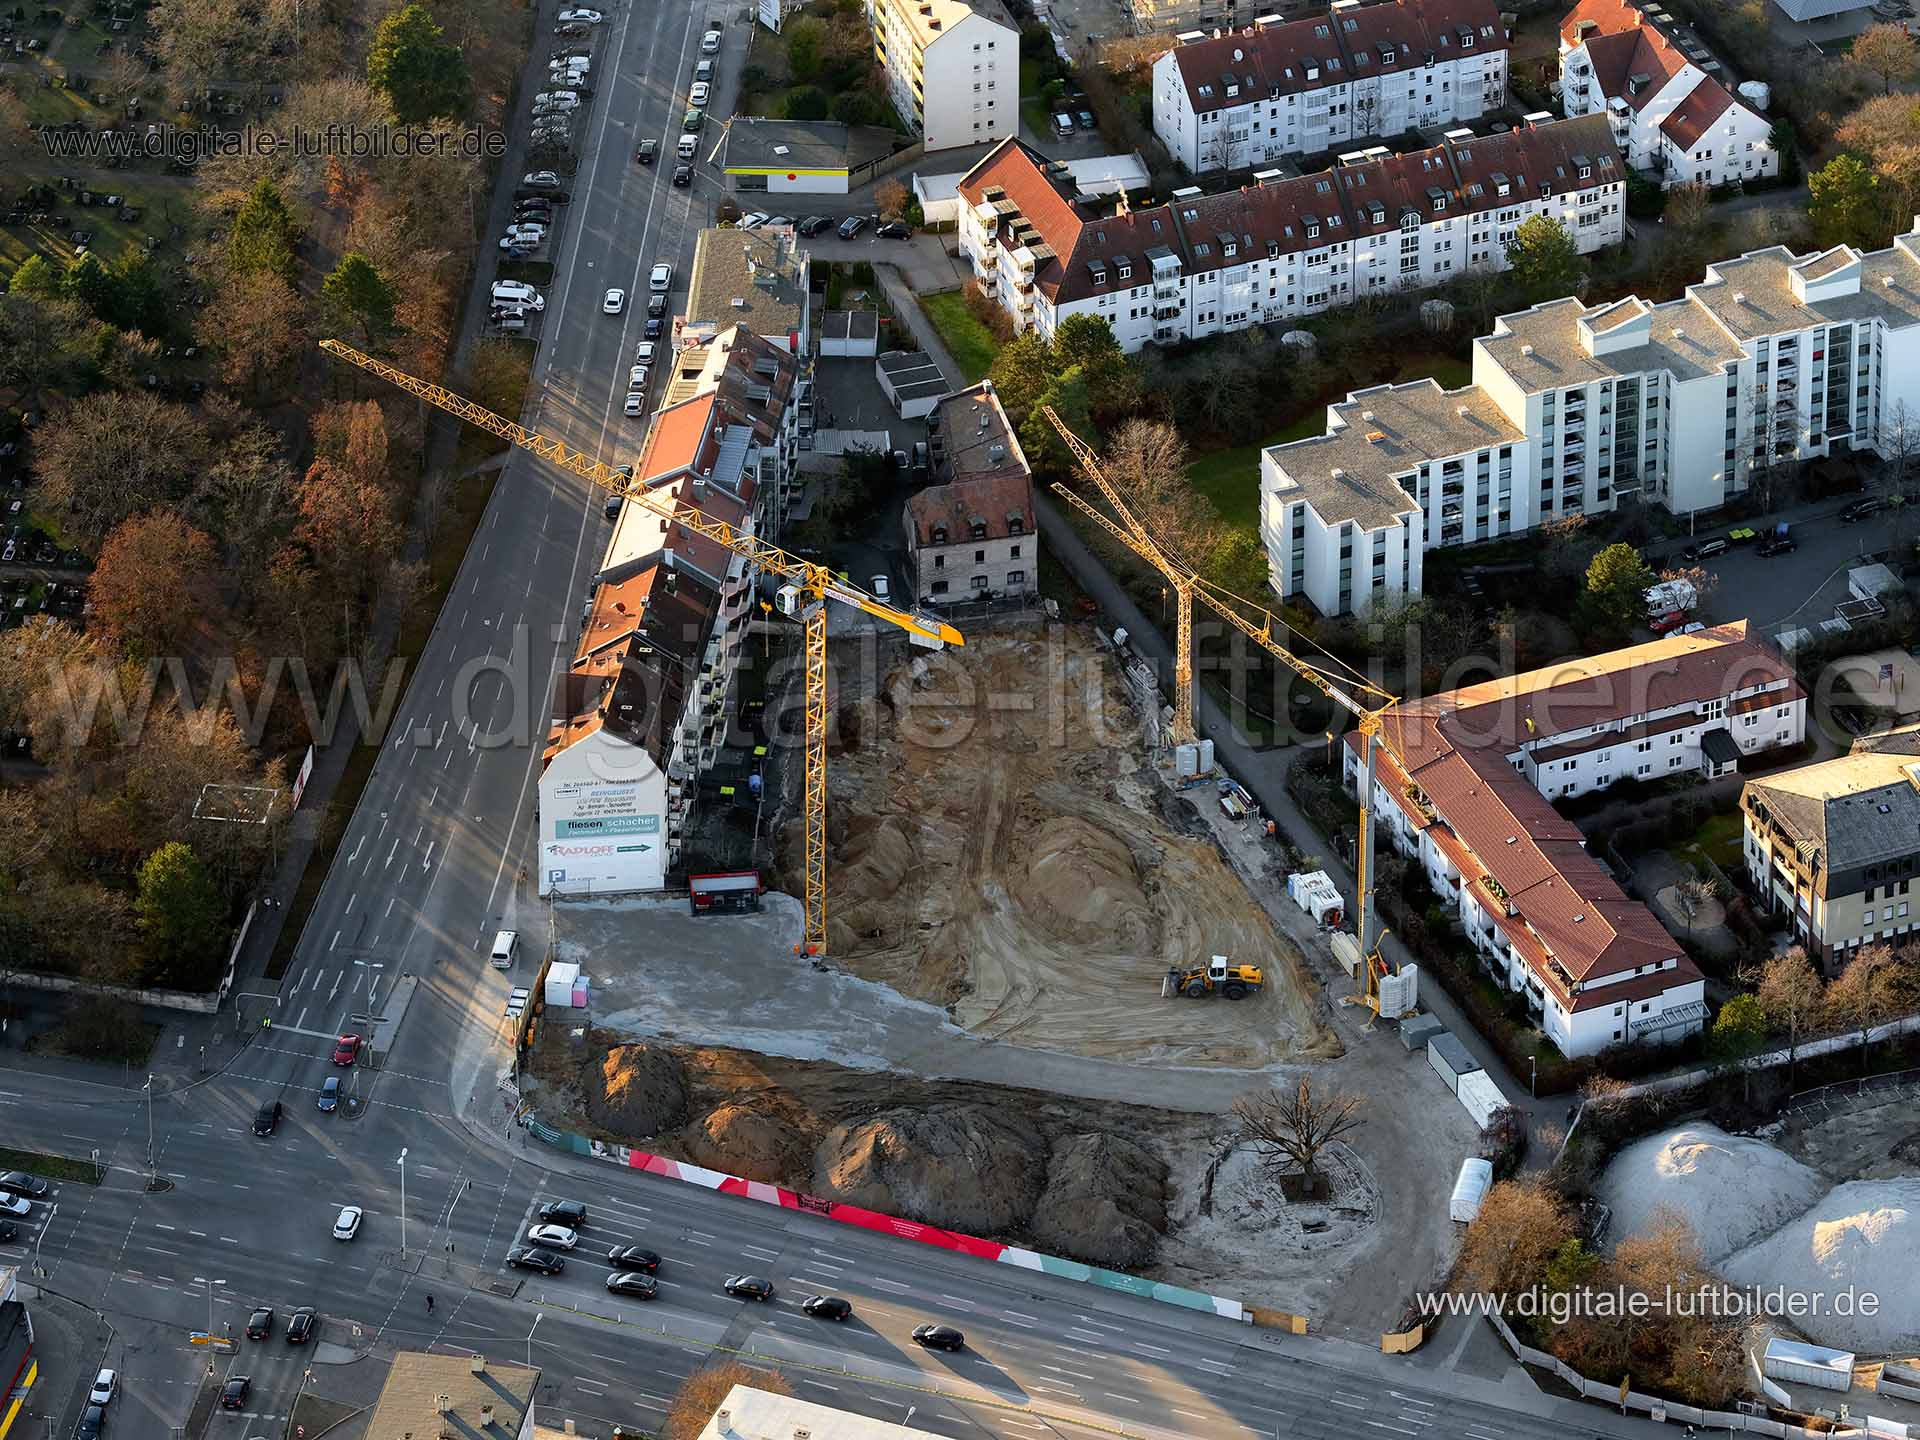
246, 1307, 274, 1340
1757, 535, 1798, 557
629, 365, 650, 390
507, 1246, 566, 1274
89, 1369, 117, 1406
219, 1377, 251, 1411
539, 1199, 588, 1226
636, 139, 656, 165
635, 341, 656, 365
649, 262, 673, 292
0, 1173, 47, 1197
607, 1245, 660, 1270
802, 1295, 852, 1320
870, 574, 890, 599
0, 1195, 30, 1218
1680, 537, 1727, 562
526, 1223, 579, 1250
695, 58, 714, 80
624, 394, 645, 417
1842, 495, 1885, 522
837, 214, 866, 239
702, 27, 722, 51
798, 215, 831, 236
647, 293, 668, 318
252, 1101, 281, 1136
331, 1033, 362, 1065
607, 1271, 659, 1298
875, 221, 910, 239
557, 6, 602, 20
737, 211, 770, 229
286, 1307, 316, 1344
77, 1404, 104, 1439
317, 1076, 342, 1113
723, 1274, 775, 1301
522, 170, 560, 188
689, 82, 710, 106
912, 1323, 965, 1351
644, 316, 664, 339
673, 164, 692, 187
333, 1205, 362, 1241
603, 289, 626, 315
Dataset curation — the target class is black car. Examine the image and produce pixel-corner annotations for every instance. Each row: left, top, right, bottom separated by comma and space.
607, 1245, 660, 1271
0, 1172, 47, 1197
837, 214, 866, 239
802, 1294, 852, 1320
636, 139, 656, 164
0, 1223, 17, 1243
245, 1306, 273, 1340
797, 215, 831, 236
644, 316, 663, 339
286, 1307, 316, 1344
219, 1376, 251, 1410
912, 1323, 965, 1352
252, 1101, 281, 1136
673, 164, 692, 186
1842, 496, 1884, 522
1757, 536, 1798, 557
647, 292, 668, 317
514, 204, 554, 221
723, 1274, 775, 1301
875, 220, 910, 239
507, 1246, 566, 1274
538, 1199, 587, 1226
77, 1404, 104, 1439
606, 1271, 659, 1298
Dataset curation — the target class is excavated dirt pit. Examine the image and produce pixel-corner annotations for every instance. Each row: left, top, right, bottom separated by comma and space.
808, 624, 1334, 1067
527, 1027, 1389, 1311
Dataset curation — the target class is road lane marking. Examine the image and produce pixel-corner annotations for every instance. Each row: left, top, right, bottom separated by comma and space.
867, 1278, 910, 1292
1365, 1424, 1419, 1436
422, 841, 436, 870
1100, 1393, 1140, 1405
1131, 1341, 1169, 1356
295, 1006, 309, 1028
1171, 1408, 1212, 1422
1073, 1315, 1123, 1332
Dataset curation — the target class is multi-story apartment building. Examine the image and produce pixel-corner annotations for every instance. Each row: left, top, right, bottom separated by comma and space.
538, 325, 801, 898
866, 0, 1019, 153
1264, 221, 1920, 613
957, 116, 1624, 356
1152, 0, 1510, 174
684, 225, 812, 357
1743, 731, 1920, 970
1354, 621, 1804, 1056
1557, 0, 1777, 188
903, 381, 1040, 604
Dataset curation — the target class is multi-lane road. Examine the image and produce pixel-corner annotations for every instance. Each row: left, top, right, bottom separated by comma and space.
4, 3, 1672, 1438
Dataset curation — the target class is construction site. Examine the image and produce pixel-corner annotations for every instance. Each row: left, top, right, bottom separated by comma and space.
815, 622, 1338, 1067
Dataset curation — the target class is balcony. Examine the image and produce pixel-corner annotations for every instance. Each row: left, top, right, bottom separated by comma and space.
1152, 304, 1181, 320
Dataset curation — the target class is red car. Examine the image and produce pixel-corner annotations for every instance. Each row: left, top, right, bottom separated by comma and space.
1649, 609, 1689, 635
331, 1034, 362, 1066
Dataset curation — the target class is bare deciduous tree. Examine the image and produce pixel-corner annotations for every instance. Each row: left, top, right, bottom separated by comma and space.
1232, 1078, 1366, 1191
1826, 942, 1916, 1072
663, 1361, 793, 1440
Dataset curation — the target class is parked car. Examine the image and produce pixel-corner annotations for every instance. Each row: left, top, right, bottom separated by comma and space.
89, 1369, 117, 1406
1077, 109, 1096, 131
77, 1404, 104, 1439
1842, 495, 1885, 522
1649, 609, 1690, 635
1757, 535, 1798, 557
647, 293, 668, 317
737, 211, 770, 229
556, 8, 603, 22
689, 82, 709, 106
798, 215, 831, 236
1680, 537, 1727, 562
837, 214, 866, 239
649, 262, 673, 292
875, 220, 910, 239
521, 170, 560, 188
1052, 111, 1074, 136
624, 394, 645, 417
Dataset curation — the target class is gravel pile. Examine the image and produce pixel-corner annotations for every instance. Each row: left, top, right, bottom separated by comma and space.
1597, 1124, 1826, 1263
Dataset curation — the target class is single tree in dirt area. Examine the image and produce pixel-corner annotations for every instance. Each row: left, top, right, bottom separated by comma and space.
1232, 1078, 1366, 1197
662, 1361, 793, 1440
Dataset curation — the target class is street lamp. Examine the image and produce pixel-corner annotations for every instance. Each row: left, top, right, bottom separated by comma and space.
397, 1149, 409, 1258
193, 1276, 224, 1365
31, 1203, 55, 1276
354, 959, 386, 1018
526, 1312, 542, 1366
143, 1075, 155, 1170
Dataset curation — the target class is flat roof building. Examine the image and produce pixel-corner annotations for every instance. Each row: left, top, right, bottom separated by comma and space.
718, 118, 902, 194
685, 226, 811, 355
365, 1353, 539, 1440
699, 1385, 949, 1438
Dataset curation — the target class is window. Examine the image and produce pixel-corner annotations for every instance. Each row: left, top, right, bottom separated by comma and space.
1010, 544, 1021, 558
931, 580, 949, 594
974, 549, 986, 562
970, 522, 986, 540
1008, 570, 1026, 585
970, 575, 989, 590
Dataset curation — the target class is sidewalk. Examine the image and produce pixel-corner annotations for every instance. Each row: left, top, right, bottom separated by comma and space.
15, 1285, 115, 1440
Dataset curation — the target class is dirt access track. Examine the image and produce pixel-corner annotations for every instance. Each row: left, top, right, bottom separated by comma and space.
814, 622, 1336, 1068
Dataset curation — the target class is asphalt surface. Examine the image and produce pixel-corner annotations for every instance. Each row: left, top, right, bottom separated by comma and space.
3, 6, 1678, 1440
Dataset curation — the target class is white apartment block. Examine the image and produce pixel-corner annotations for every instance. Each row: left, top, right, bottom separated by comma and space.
1349, 622, 1803, 1056
539, 326, 801, 897
866, 0, 1019, 153
1557, 0, 1777, 189
1152, 0, 1510, 175
956, 116, 1624, 359
1263, 222, 1920, 614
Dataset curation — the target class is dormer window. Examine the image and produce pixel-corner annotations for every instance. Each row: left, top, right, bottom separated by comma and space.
971, 522, 987, 540
1431, 196, 1445, 212
1009, 515, 1024, 534
1462, 31, 1473, 45
1579, 165, 1592, 179
1223, 239, 1237, 257
1306, 223, 1320, 239
1117, 262, 1132, 280
932, 525, 948, 543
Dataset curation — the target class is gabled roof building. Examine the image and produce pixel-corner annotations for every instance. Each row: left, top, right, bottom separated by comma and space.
903, 380, 1039, 605
1151, 0, 1511, 171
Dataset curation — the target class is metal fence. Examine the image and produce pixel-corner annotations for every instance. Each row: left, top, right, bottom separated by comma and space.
1785, 1063, 1920, 1114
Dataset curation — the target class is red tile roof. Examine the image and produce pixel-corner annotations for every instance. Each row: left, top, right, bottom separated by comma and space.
907, 469, 1036, 546
1355, 623, 1801, 998
1659, 75, 1734, 149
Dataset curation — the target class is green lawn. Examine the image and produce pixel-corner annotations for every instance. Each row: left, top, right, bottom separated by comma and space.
921, 289, 998, 383
1680, 811, 1745, 871
0, 181, 200, 289
1184, 410, 1328, 532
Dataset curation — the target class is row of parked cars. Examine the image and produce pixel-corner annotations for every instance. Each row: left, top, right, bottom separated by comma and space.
502, 1199, 968, 1351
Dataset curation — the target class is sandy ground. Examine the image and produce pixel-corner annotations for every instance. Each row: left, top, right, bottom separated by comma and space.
817, 623, 1335, 1067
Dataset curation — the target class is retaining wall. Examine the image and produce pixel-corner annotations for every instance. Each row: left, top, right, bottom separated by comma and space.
526, 1118, 1255, 1324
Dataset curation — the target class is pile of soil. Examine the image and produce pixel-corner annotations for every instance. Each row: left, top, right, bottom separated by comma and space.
534, 1027, 1191, 1271
1012, 816, 1157, 951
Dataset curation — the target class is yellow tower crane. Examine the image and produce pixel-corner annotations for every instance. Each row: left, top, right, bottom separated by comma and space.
318, 339, 964, 957
1044, 405, 1408, 1016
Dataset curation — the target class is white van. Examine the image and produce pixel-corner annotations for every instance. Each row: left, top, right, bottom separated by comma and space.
490, 930, 519, 968
701, 28, 722, 52
677, 133, 697, 159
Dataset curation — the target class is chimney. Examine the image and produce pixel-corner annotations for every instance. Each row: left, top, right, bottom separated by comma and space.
717, 1410, 731, 1433
1520, 344, 1534, 357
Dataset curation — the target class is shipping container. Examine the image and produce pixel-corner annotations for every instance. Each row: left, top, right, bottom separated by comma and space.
1399, 1013, 1443, 1052
544, 960, 581, 1008
1456, 1069, 1508, 1130
1449, 1158, 1493, 1222
1426, 1031, 1480, 1093
1762, 1338, 1855, 1394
